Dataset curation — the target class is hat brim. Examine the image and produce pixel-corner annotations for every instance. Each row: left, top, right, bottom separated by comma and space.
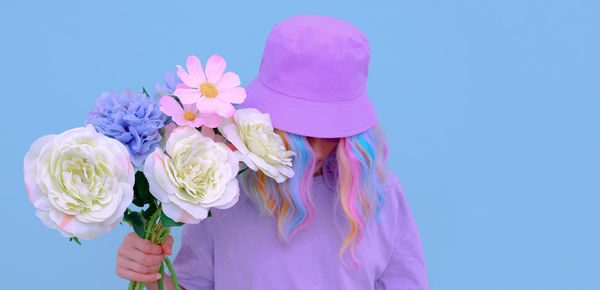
241, 76, 378, 138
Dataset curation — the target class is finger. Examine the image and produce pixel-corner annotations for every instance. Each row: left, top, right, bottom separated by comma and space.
132, 238, 163, 255
161, 235, 174, 255
123, 232, 141, 245
117, 256, 159, 274
116, 267, 162, 282
120, 248, 165, 267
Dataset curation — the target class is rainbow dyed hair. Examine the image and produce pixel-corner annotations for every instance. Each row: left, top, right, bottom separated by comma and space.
239, 124, 389, 269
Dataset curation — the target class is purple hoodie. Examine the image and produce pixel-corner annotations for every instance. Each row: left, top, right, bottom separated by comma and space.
172, 170, 429, 289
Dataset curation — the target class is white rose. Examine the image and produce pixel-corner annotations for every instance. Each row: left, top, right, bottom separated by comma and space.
219, 108, 295, 183
144, 126, 240, 224
23, 125, 135, 240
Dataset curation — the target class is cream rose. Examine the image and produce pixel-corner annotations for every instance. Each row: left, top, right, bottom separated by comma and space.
144, 126, 240, 224
23, 125, 135, 240
219, 108, 295, 183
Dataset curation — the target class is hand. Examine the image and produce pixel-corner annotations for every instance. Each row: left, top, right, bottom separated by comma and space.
116, 232, 174, 282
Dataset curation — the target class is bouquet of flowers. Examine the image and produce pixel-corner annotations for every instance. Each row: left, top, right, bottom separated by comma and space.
23, 55, 296, 290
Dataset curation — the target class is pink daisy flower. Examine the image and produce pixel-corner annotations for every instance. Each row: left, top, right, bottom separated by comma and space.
173, 55, 247, 118
159, 96, 222, 128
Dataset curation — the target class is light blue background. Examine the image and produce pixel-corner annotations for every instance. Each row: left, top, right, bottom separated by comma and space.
1, 0, 598, 289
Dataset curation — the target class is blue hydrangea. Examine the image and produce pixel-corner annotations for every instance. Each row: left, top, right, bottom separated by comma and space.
154, 71, 182, 97
85, 90, 167, 168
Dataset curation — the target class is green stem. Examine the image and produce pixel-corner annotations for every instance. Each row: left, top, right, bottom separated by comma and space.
126, 204, 180, 290
164, 256, 181, 290
145, 207, 162, 239
157, 262, 165, 290
128, 206, 165, 290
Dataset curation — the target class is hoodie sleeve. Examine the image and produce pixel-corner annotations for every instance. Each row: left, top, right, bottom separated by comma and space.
172, 223, 215, 290
375, 173, 430, 290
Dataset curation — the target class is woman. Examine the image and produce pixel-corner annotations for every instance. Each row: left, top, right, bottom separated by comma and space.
116, 14, 429, 289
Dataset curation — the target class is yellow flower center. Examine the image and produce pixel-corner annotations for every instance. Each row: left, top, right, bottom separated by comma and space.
184, 111, 196, 121
200, 82, 218, 98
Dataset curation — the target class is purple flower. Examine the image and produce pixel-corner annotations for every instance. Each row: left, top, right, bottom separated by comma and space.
154, 71, 182, 97
85, 90, 167, 168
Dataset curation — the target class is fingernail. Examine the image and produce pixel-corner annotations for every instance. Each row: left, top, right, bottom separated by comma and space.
156, 273, 162, 280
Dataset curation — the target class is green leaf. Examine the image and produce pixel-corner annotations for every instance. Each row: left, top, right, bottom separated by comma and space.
142, 202, 158, 221
160, 212, 184, 227
208, 210, 212, 217
123, 210, 147, 238
142, 87, 151, 98
133, 171, 155, 206
69, 237, 82, 245
132, 197, 144, 207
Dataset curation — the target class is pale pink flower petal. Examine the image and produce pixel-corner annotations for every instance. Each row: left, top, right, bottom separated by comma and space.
188, 117, 205, 127
182, 103, 197, 112
216, 72, 241, 89
177, 104, 204, 127
185, 55, 207, 84
205, 55, 227, 83
218, 87, 247, 104
216, 101, 235, 117
159, 96, 184, 117
196, 97, 219, 114
176, 83, 191, 89
174, 54, 245, 122
176, 65, 198, 87
160, 96, 204, 127
199, 113, 223, 128
174, 88, 201, 104
172, 115, 190, 126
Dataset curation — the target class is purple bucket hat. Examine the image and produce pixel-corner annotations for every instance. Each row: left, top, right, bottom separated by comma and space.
243, 14, 378, 138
